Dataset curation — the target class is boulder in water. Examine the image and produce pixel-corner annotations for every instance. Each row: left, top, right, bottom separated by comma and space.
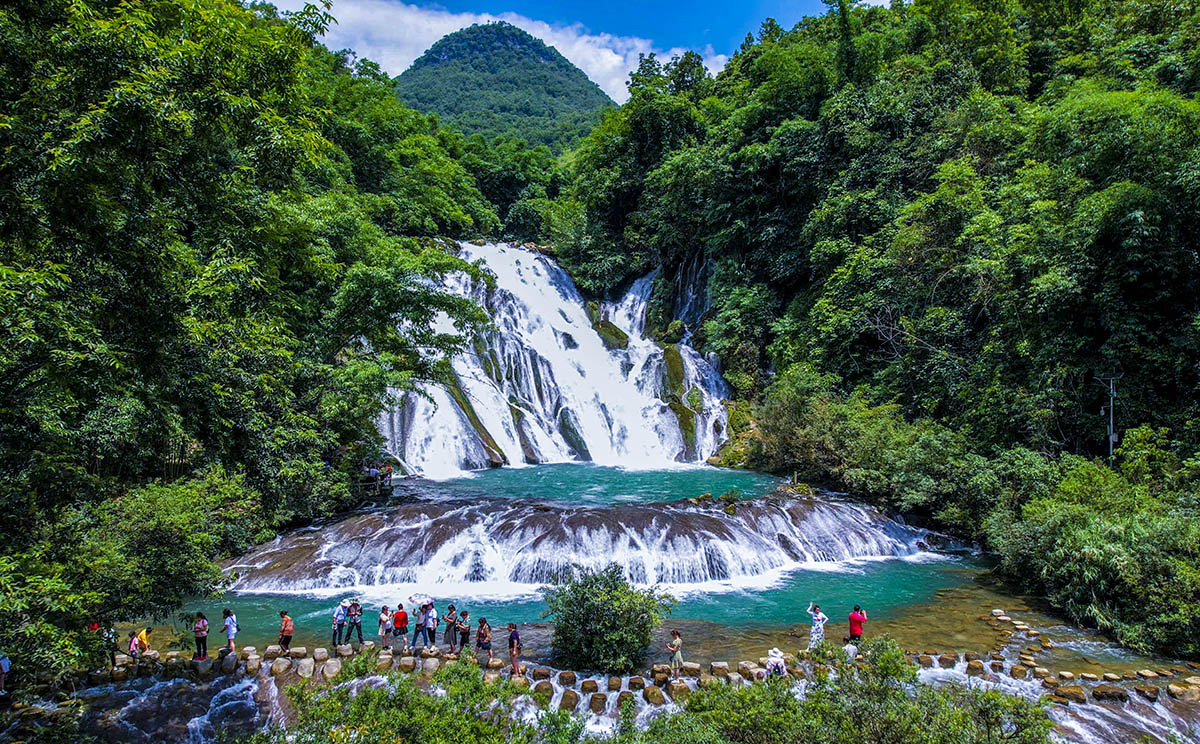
398, 656, 417, 673
376, 655, 393, 672
617, 690, 635, 709
532, 667, 551, 680
558, 670, 577, 686
938, 653, 957, 668
322, 659, 342, 681
289, 646, 308, 659
966, 661, 984, 676
1057, 686, 1086, 703
1093, 684, 1130, 702
643, 685, 666, 705
263, 645, 282, 660
336, 645, 353, 658
313, 648, 329, 662
421, 658, 440, 674
710, 661, 729, 677
681, 662, 701, 678
510, 675, 530, 691
589, 693, 608, 714
581, 679, 599, 693
1167, 684, 1199, 702
532, 680, 553, 701
667, 680, 691, 703
628, 675, 645, 690
270, 658, 291, 677
245, 656, 262, 676
220, 652, 238, 675
297, 658, 315, 679
608, 676, 622, 691
1136, 686, 1159, 702
1010, 665, 1028, 679
559, 689, 580, 711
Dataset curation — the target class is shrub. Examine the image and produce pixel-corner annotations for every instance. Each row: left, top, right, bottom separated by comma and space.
541, 563, 676, 673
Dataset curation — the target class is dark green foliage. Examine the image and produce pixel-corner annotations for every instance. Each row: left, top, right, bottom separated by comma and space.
0, 0, 508, 684
560, 0, 1200, 657
244, 637, 1052, 744
394, 21, 615, 152
541, 564, 676, 673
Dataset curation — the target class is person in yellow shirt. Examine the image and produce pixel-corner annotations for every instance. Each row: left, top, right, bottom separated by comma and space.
135, 627, 152, 654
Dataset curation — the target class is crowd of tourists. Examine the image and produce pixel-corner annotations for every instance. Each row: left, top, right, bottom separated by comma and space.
85, 598, 867, 684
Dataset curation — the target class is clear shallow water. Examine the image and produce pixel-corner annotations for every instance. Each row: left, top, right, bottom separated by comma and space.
413, 462, 782, 505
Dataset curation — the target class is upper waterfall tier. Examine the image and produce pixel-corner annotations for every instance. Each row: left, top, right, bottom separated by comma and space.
379, 242, 728, 479
226, 493, 930, 597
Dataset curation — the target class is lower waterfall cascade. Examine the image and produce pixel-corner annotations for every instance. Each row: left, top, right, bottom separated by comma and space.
378, 242, 729, 479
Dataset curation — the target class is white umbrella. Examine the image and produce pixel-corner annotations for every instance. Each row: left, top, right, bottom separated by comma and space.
408, 593, 433, 606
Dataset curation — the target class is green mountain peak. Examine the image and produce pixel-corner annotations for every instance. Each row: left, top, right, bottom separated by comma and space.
394, 21, 615, 151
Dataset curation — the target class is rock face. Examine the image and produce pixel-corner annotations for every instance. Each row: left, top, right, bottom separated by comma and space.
559, 689, 580, 711
589, 693, 607, 714
643, 685, 666, 705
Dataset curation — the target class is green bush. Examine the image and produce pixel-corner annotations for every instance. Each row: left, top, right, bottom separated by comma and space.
541, 564, 676, 673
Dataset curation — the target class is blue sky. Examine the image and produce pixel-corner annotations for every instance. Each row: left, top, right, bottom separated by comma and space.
271, 0, 848, 103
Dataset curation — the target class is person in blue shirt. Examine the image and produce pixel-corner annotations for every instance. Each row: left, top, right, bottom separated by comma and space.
331, 599, 349, 646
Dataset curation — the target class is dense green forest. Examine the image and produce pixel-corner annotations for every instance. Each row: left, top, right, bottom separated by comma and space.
0, 0, 558, 680
552, 0, 1200, 656
394, 21, 615, 152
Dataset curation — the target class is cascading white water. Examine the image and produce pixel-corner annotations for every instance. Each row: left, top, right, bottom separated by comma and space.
228, 494, 929, 598
377, 242, 727, 479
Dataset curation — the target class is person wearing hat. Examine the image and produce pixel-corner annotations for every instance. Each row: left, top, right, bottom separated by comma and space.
666, 629, 683, 680
765, 647, 787, 678
378, 605, 393, 650
332, 599, 349, 646
345, 598, 364, 645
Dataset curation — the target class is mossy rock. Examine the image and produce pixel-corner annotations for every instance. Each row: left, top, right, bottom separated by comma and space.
585, 300, 601, 325
557, 407, 592, 461
668, 399, 698, 460
593, 319, 629, 350
446, 374, 507, 466
659, 319, 684, 344
662, 344, 686, 398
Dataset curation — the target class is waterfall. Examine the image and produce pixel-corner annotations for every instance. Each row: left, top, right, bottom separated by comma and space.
227, 494, 929, 597
377, 242, 727, 479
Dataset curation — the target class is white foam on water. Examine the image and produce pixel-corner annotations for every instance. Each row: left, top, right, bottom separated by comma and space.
379, 243, 728, 478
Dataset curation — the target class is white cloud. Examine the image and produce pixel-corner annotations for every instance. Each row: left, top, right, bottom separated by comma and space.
271, 0, 728, 103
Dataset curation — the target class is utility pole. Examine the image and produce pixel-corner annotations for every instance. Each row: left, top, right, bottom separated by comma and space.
1095, 374, 1122, 465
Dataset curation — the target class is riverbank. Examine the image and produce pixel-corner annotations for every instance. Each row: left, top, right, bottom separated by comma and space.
7, 605, 1198, 744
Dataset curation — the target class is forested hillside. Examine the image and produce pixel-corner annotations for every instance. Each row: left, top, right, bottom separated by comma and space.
0, 0, 529, 678
394, 21, 615, 151
555, 0, 1200, 656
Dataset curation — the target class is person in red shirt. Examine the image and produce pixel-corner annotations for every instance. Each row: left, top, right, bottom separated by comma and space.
278, 610, 294, 650
848, 605, 867, 641
392, 603, 409, 653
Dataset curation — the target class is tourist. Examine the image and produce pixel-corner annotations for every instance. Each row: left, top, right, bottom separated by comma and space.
806, 602, 828, 648
411, 603, 427, 650
424, 603, 439, 650
477, 617, 493, 661
127, 630, 139, 659
667, 630, 683, 680
0, 651, 8, 696
345, 598, 364, 645
765, 647, 787, 678
102, 624, 118, 668
222, 608, 238, 653
457, 610, 470, 654
332, 599, 349, 646
507, 622, 521, 676
278, 610, 294, 650
135, 626, 152, 654
848, 605, 867, 642
378, 606, 393, 650
842, 636, 858, 663
192, 612, 208, 660
393, 603, 409, 653
443, 604, 459, 654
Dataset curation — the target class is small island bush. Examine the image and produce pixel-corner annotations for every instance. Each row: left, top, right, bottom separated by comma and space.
541, 563, 676, 673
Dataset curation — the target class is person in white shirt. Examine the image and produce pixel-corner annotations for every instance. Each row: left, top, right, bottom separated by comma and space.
806, 601, 828, 648
842, 636, 858, 663
424, 604, 438, 649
